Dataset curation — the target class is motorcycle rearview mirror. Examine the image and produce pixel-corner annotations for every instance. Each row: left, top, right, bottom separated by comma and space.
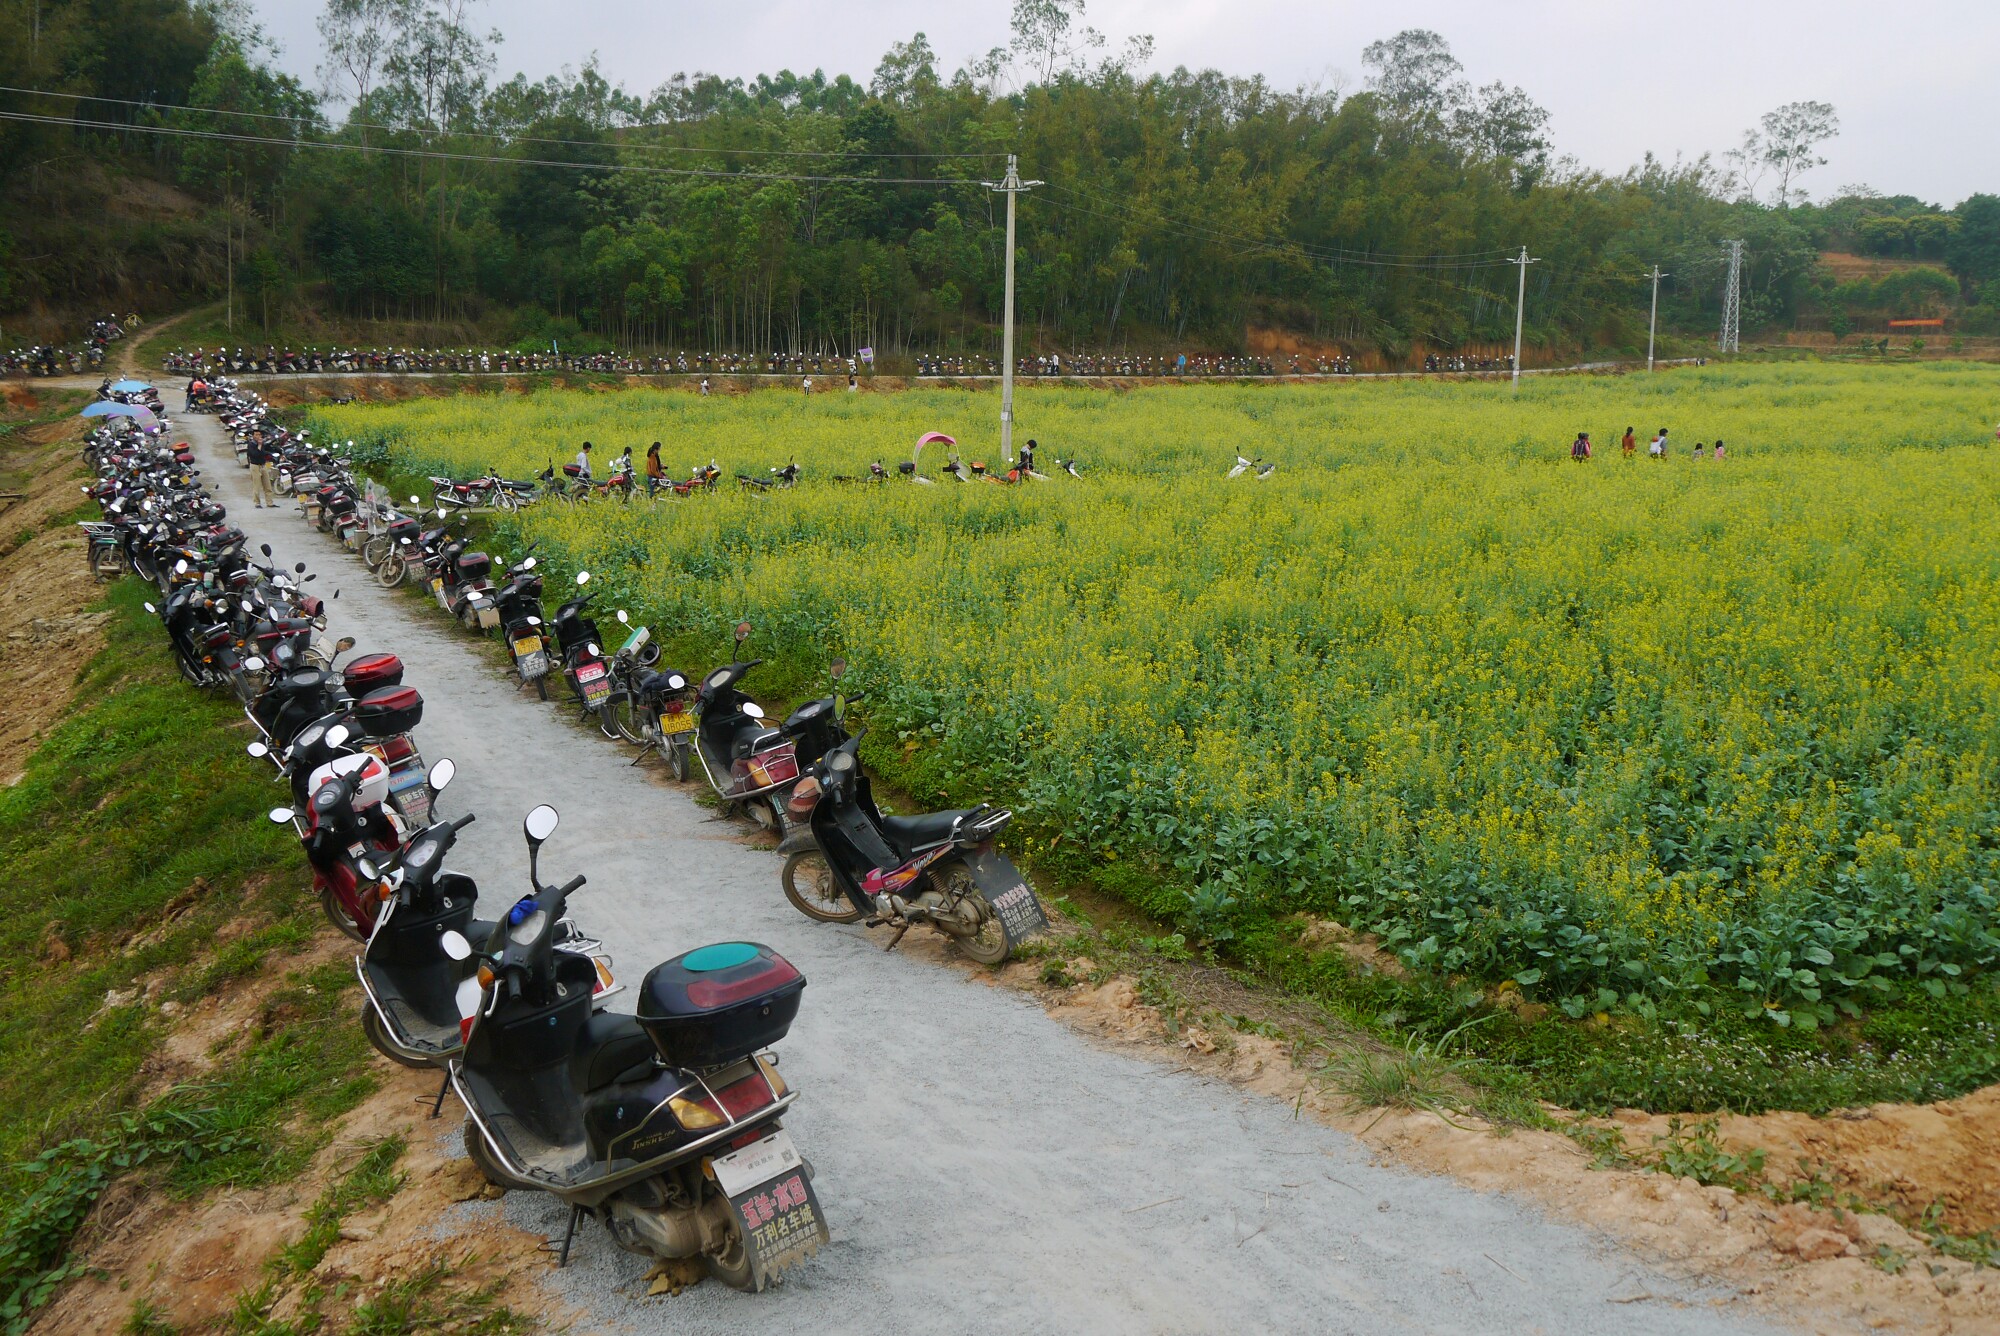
523, 803, 558, 887
243, 656, 265, 673
261, 543, 272, 557
742, 701, 765, 719
734, 621, 751, 644
335, 636, 356, 653
436, 509, 447, 520
429, 757, 456, 795
295, 562, 307, 574
326, 724, 350, 749
521, 556, 537, 570
575, 571, 590, 586
268, 806, 296, 824
616, 609, 628, 624
246, 741, 269, 758
304, 573, 316, 583
440, 930, 473, 962
175, 558, 189, 574
409, 495, 421, 505
830, 657, 847, 680
143, 602, 156, 614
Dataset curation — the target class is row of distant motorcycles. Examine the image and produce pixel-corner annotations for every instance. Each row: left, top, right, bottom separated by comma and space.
74, 384, 1049, 1292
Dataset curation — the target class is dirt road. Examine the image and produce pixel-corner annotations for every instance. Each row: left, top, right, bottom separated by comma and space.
175, 408, 1782, 1334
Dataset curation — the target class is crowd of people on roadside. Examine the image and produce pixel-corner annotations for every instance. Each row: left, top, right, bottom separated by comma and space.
1568, 427, 1729, 462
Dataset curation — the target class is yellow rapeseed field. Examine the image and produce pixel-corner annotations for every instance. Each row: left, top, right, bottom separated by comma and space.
313, 362, 2000, 1023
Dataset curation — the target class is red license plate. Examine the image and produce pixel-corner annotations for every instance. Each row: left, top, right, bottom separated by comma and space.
576, 662, 605, 682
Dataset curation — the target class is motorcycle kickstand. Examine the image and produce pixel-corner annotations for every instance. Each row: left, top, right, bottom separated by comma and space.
881, 922, 910, 952
553, 1205, 582, 1267
428, 1072, 450, 1119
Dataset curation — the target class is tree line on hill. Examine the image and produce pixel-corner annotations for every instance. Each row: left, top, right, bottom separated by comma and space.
2, 0, 1997, 357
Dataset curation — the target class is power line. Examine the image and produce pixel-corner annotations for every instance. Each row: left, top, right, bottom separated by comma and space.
0, 108, 984, 186
0, 83, 1004, 159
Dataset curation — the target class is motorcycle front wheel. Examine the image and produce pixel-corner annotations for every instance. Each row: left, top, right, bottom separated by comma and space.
533, 673, 549, 701
376, 552, 406, 588
781, 851, 864, 924
362, 533, 392, 567
667, 736, 690, 783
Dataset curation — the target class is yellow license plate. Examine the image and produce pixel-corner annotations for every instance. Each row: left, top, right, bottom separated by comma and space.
512, 636, 541, 656
660, 711, 696, 736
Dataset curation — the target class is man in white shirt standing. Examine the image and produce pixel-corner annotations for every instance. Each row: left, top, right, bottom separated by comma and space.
575, 441, 593, 480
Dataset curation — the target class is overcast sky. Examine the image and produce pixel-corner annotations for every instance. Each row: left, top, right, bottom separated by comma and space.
253, 0, 1997, 207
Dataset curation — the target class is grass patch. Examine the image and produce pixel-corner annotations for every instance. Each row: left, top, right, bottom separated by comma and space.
0, 581, 381, 1332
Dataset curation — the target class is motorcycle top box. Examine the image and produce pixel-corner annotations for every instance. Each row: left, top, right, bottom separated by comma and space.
455, 552, 492, 582
355, 685, 423, 737
637, 943, 804, 1069
342, 652, 404, 694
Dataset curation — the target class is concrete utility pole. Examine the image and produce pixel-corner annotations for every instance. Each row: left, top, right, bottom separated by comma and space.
1645, 265, 1669, 372
984, 154, 1041, 462
1509, 246, 1539, 392
1719, 240, 1744, 353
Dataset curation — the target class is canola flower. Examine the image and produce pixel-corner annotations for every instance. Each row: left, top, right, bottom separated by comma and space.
313, 362, 2000, 1024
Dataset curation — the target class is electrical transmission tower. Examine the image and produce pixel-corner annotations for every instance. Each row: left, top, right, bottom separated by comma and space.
1718, 240, 1744, 353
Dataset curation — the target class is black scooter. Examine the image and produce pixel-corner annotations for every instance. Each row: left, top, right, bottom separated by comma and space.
492, 551, 551, 699
352, 759, 617, 1069
777, 731, 1048, 963
550, 570, 613, 717
691, 623, 800, 832
442, 805, 827, 1289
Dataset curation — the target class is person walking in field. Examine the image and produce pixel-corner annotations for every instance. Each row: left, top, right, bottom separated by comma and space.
1649, 428, 1668, 459
1713, 439, 1726, 460
1693, 442, 1708, 460
1621, 427, 1636, 458
1570, 432, 1592, 461
645, 441, 665, 497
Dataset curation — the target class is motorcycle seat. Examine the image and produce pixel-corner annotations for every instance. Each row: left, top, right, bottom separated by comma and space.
637, 670, 685, 697
728, 724, 781, 762
880, 809, 973, 853
570, 1010, 655, 1093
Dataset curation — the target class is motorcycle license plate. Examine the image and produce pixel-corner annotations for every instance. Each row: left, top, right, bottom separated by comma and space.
511, 635, 542, 657
576, 662, 606, 683
660, 711, 696, 736
712, 1128, 804, 1197
713, 1130, 828, 1283
518, 650, 549, 678
581, 676, 611, 705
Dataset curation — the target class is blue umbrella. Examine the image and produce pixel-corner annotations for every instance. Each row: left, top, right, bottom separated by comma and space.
110, 379, 153, 392
79, 402, 158, 424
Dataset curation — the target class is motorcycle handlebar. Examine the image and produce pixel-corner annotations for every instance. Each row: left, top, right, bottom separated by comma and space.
554, 874, 586, 896
451, 812, 476, 832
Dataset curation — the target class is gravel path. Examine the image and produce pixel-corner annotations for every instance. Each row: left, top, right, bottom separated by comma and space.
178, 411, 1780, 1335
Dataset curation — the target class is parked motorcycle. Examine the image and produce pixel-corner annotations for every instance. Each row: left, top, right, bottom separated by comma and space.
442, 804, 827, 1288
690, 623, 800, 832
776, 730, 1047, 963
